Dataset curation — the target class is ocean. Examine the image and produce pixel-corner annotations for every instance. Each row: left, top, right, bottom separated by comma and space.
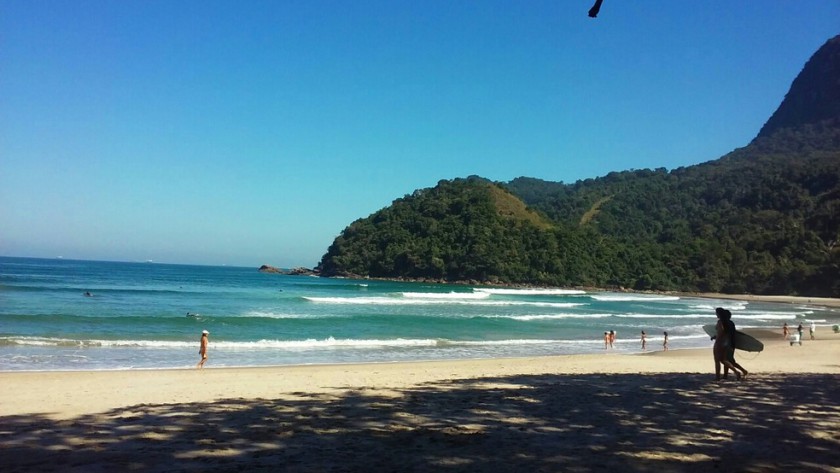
1, 256, 837, 371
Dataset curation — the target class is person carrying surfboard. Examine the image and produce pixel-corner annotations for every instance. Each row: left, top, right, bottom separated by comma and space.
713, 308, 736, 379
713, 308, 748, 380
722, 310, 748, 379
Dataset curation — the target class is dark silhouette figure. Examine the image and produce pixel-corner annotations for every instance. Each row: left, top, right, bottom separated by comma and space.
589, 0, 603, 18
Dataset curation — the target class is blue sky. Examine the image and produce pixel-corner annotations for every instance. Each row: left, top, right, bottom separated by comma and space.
2, 1, 838, 268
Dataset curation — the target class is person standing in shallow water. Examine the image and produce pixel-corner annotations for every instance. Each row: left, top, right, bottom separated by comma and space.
603, 332, 609, 350
197, 330, 209, 369
662, 332, 668, 351
640, 331, 647, 350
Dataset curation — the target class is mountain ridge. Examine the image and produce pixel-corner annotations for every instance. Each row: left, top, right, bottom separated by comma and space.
757, 35, 840, 140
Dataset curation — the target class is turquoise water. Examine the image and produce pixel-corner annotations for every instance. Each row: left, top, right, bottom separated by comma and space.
1, 256, 837, 371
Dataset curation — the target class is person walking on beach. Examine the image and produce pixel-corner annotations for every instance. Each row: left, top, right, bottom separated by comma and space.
724, 309, 748, 379
713, 308, 747, 380
604, 332, 609, 350
609, 330, 616, 349
640, 330, 647, 350
713, 308, 738, 380
197, 330, 209, 369
797, 323, 804, 341
810, 321, 816, 340
662, 331, 668, 351
783, 322, 789, 339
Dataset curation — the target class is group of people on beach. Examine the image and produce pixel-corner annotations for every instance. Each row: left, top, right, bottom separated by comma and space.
638, 330, 667, 351
603, 330, 616, 349
604, 329, 668, 351
783, 321, 817, 345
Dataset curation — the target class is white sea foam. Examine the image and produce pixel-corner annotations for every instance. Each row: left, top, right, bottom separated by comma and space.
658, 333, 708, 341
484, 313, 613, 321
0, 336, 441, 350
590, 294, 681, 302
734, 313, 802, 320
304, 296, 584, 308
241, 310, 347, 319
614, 313, 712, 319
0, 336, 640, 350
0, 336, 196, 348
473, 288, 587, 296
501, 302, 585, 308
689, 302, 748, 311
217, 337, 439, 349
402, 291, 490, 299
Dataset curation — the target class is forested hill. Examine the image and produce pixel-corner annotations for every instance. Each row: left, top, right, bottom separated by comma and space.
316, 177, 564, 283
316, 35, 840, 297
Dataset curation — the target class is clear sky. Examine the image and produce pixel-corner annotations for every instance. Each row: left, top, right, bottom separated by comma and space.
2, 1, 838, 268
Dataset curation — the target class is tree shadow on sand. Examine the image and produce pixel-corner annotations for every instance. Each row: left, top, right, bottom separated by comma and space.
1, 373, 838, 472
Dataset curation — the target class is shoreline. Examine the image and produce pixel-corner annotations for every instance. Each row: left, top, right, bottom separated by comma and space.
2, 329, 836, 419
0, 328, 826, 377
684, 291, 840, 309
2, 331, 838, 472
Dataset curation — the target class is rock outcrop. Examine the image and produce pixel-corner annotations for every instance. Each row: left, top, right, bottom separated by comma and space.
757, 35, 840, 139
258, 265, 318, 276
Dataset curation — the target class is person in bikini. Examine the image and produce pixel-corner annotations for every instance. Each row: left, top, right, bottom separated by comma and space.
197, 330, 209, 369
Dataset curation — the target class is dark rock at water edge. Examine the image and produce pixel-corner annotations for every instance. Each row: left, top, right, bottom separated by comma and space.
258, 265, 319, 276
288, 267, 318, 276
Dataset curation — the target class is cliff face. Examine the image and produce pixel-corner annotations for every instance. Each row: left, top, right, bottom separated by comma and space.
756, 35, 840, 139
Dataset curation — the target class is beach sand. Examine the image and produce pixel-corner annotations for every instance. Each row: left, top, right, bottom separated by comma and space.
1, 330, 839, 472
688, 292, 840, 309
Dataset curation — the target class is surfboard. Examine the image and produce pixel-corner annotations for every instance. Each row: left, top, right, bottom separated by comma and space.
702, 324, 764, 352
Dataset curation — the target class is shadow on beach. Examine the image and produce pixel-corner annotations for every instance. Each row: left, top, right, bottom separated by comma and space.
1, 372, 838, 472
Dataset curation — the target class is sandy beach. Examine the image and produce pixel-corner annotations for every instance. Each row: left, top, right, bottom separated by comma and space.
688, 293, 840, 309
1, 329, 838, 472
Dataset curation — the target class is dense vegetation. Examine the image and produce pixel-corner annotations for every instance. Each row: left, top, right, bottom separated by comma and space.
504, 126, 840, 296
317, 177, 568, 283
316, 36, 840, 297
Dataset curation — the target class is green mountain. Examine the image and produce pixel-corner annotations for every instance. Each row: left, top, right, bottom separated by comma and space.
317, 35, 840, 297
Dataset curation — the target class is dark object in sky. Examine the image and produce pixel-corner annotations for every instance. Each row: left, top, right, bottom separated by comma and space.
588, 0, 603, 18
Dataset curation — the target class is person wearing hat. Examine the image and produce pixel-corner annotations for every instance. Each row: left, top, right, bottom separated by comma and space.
197, 330, 209, 369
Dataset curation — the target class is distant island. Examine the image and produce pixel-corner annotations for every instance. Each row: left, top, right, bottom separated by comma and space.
312, 35, 840, 298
